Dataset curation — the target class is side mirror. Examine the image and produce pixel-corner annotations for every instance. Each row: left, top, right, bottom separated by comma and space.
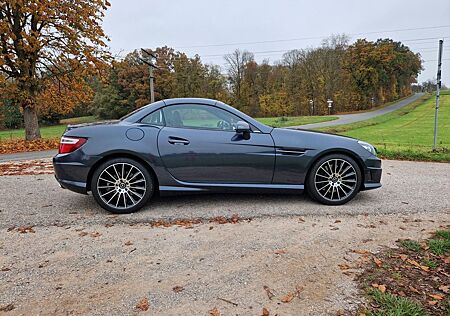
235, 121, 251, 140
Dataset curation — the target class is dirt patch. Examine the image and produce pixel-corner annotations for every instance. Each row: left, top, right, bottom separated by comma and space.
353, 227, 450, 315
1, 212, 449, 315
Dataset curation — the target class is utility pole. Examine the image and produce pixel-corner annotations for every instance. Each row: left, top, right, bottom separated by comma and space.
140, 48, 158, 103
433, 39, 444, 150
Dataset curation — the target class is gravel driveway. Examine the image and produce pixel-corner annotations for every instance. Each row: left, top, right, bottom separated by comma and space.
1, 159, 449, 315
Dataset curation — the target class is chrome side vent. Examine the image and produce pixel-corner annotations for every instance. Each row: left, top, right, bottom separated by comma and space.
276, 148, 307, 156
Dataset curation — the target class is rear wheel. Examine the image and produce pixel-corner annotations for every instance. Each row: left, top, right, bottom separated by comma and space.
307, 154, 362, 205
91, 158, 154, 213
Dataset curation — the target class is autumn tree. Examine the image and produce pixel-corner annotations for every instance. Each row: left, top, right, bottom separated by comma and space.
0, 0, 110, 140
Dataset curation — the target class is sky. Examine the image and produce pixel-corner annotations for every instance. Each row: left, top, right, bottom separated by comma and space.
103, 0, 450, 85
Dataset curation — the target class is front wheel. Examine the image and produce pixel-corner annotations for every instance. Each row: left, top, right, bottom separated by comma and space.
91, 158, 154, 213
307, 154, 362, 205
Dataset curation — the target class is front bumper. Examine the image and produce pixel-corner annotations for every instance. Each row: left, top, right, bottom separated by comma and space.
361, 157, 382, 191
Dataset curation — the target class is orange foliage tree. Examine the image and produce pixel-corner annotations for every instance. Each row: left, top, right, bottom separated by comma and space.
0, 0, 111, 140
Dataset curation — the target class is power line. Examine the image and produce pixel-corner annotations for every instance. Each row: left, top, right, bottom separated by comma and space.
176, 25, 450, 49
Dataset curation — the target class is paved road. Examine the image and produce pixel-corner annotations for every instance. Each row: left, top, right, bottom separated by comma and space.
291, 93, 424, 130
0, 149, 56, 162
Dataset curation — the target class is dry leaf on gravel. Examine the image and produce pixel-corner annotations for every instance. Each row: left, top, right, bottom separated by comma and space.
429, 294, 444, 300
136, 297, 149, 311
262, 307, 270, 316
428, 300, 438, 306
124, 241, 133, 246
0, 303, 15, 312
406, 258, 429, 271
17, 226, 35, 233
438, 285, 449, 293
79, 231, 88, 237
90, 232, 101, 237
371, 283, 386, 293
263, 285, 275, 300
0, 159, 54, 176
281, 292, 294, 303
172, 286, 184, 293
373, 257, 383, 267
274, 249, 287, 255
208, 307, 220, 316
353, 249, 371, 255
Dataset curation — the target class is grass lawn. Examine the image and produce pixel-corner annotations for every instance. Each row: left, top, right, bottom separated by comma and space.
256, 115, 337, 127
320, 92, 450, 162
0, 116, 97, 141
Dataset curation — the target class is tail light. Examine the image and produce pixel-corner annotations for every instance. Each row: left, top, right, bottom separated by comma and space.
59, 136, 87, 154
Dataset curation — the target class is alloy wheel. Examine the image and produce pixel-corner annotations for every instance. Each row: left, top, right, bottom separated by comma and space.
96, 163, 147, 210
314, 158, 358, 202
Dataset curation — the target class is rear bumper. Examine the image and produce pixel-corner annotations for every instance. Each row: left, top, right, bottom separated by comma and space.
53, 152, 98, 194
55, 175, 88, 194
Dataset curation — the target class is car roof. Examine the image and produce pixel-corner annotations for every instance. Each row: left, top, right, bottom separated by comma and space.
122, 98, 273, 133
163, 98, 217, 106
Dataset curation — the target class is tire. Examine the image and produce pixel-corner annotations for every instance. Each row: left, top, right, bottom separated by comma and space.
306, 154, 362, 205
91, 158, 154, 213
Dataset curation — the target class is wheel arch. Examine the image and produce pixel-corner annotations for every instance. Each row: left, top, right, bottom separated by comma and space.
86, 152, 160, 193
304, 149, 365, 190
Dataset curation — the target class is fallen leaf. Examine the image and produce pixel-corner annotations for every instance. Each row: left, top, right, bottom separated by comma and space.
334, 220, 341, 223
438, 285, 449, 293
428, 300, 438, 306
338, 263, 351, 270
90, 232, 101, 238
172, 286, 184, 293
0, 303, 14, 312
262, 307, 270, 316
399, 254, 408, 261
372, 283, 386, 293
124, 241, 133, 246
406, 259, 429, 271
281, 292, 294, 303
373, 257, 383, 268
429, 294, 444, 300
353, 249, 371, 255
17, 226, 35, 234
263, 285, 275, 300
274, 249, 287, 255
409, 286, 420, 294
208, 307, 220, 316
136, 297, 149, 311
79, 231, 88, 237
444, 256, 450, 264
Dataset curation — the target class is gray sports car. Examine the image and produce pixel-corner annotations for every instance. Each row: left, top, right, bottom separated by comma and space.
53, 98, 382, 213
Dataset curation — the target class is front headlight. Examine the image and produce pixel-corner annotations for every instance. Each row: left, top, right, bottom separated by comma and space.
358, 140, 377, 156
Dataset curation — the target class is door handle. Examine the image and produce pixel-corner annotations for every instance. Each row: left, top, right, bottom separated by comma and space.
168, 137, 190, 145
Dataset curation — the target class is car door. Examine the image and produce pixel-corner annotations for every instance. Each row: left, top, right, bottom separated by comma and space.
157, 103, 275, 184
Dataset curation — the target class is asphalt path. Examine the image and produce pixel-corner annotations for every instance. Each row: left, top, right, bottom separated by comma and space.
291, 93, 424, 130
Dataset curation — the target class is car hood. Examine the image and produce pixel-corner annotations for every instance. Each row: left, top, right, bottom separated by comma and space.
270, 127, 359, 151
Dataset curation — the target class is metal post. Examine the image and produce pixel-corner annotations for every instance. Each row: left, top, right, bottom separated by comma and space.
433, 39, 444, 150
140, 48, 158, 104
149, 66, 155, 103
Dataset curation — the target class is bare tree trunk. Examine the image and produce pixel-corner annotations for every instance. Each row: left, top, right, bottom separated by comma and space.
23, 106, 41, 140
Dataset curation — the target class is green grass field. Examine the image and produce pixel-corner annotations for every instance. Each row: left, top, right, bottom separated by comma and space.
321, 92, 450, 161
0, 114, 335, 140
0, 116, 97, 141
256, 115, 337, 127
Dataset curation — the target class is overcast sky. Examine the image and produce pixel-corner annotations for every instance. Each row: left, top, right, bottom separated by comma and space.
103, 0, 450, 85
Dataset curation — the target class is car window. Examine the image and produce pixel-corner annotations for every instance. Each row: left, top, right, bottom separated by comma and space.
162, 104, 242, 131
141, 109, 164, 126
